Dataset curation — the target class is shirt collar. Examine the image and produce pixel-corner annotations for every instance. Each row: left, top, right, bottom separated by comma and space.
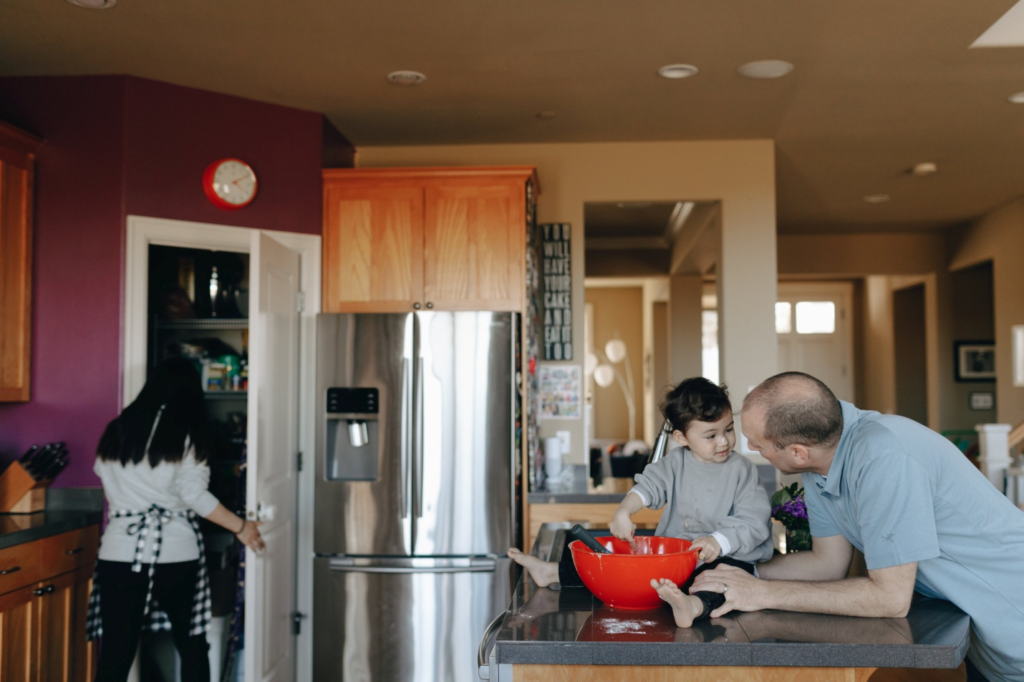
811, 400, 860, 498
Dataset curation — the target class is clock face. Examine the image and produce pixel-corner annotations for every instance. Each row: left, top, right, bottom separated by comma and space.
203, 158, 257, 210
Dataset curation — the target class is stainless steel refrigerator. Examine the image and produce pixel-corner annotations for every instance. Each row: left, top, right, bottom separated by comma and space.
314, 312, 519, 682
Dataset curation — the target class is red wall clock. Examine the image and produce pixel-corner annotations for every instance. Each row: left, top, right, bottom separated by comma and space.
202, 158, 258, 210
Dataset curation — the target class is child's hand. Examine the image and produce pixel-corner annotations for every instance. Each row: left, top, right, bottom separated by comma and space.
609, 510, 636, 550
691, 536, 721, 563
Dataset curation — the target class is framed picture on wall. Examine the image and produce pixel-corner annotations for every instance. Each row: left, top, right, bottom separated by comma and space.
955, 340, 995, 382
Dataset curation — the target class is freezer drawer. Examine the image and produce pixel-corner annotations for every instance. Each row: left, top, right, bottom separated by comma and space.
313, 556, 514, 682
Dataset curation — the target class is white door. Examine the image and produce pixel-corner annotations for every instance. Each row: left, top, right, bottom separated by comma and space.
776, 283, 854, 401
246, 232, 301, 682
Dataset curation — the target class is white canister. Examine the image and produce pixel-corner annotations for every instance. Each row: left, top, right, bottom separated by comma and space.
544, 436, 563, 479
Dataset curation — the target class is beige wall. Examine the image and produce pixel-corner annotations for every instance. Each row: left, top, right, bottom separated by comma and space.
670, 275, 703, 383
950, 198, 1024, 425
359, 140, 777, 464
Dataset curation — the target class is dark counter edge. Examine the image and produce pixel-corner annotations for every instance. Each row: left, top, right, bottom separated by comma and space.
0, 487, 103, 550
493, 523, 971, 670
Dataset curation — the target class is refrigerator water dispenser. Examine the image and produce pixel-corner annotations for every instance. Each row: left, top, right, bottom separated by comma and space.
325, 387, 380, 481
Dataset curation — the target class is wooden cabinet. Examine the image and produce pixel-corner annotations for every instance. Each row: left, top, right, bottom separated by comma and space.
323, 167, 536, 313
0, 526, 99, 682
0, 120, 42, 402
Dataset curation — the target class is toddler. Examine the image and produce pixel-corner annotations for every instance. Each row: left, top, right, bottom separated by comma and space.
509, 377, 773, 627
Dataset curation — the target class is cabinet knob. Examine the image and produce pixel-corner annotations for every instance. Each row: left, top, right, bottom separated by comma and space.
33, 585, 54, 597
413, 303, 421, 310
65, 547, 84, 556
425, 302, 433, 309
0, 566, 21, 575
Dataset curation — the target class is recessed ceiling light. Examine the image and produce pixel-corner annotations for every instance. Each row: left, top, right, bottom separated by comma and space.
65, 0, 116, 7
1008, 91, 1024, 103
387, 71, 426, 86
738, 60, 794, 79
537, 111, 556, 120
657, 64, 699, 80
863, 194, 890, 204
912, 162, 938, 176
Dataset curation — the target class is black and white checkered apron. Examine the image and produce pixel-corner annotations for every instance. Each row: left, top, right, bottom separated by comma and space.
86, 504, 212, 640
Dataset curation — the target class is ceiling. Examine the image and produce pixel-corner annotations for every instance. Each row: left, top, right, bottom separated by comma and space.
2, 0, 1022, 234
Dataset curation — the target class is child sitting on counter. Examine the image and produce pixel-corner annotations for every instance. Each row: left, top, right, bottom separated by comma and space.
509, 377, 774, 627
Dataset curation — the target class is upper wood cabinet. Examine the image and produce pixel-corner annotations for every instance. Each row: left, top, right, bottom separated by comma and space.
0, 121, 42, 402
323, 167, 537, 313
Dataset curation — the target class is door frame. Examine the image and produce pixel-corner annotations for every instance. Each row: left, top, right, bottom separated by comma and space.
776, 281, 855, 400
122, 215, 321, 682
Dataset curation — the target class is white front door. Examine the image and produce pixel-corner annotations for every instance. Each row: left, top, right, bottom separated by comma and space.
776, 282, 854, 401
246, 231, 301, 682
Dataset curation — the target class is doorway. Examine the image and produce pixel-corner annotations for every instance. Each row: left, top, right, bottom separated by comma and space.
123, 216, 320, 682
893, 284, 928, 425
776, 282, 855, 402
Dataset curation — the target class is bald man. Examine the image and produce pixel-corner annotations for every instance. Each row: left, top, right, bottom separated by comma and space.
690, 371, 1024, 682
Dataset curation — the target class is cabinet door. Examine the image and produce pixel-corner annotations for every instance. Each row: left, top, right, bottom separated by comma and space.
323, 183, 424, 312
0, 583, 34, 682
32, 566, 92, 682
423, 180, 524, 311
0, 139, 35, 402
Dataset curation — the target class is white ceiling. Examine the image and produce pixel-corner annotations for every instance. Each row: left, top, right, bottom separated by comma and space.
2, 0, 1023, 234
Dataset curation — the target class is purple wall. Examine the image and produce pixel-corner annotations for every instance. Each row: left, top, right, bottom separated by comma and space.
0, 76, 341, 487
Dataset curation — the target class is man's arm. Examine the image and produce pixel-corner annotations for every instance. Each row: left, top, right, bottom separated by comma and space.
756, 533, 854, 581
690, 557, 918, 619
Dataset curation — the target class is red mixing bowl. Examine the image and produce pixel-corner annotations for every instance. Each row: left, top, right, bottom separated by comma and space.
569, 536, 699, 610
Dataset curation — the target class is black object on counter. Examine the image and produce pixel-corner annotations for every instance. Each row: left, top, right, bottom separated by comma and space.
569, 524, 611, 554
18, 441, 69, 482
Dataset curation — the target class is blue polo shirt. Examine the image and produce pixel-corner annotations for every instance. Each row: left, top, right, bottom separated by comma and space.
803, 401, 1024, 681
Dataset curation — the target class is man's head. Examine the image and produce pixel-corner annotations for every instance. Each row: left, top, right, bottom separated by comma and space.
741, 372, 843, 475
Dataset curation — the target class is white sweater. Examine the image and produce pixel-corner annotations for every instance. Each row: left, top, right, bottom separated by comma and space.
94, 445, 220, 563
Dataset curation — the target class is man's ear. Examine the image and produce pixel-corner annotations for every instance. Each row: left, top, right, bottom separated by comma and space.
789, 443, 811, 467
672, 430, 689, 448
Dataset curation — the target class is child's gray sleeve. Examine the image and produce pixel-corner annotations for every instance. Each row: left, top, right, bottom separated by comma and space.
629, 454, 678, 509
715, 462, 772, 558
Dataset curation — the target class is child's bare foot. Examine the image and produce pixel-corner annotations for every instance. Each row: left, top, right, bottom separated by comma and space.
651, 578, 705, 628
508, 547, 559, 587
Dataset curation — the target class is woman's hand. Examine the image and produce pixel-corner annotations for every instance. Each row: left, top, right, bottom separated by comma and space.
236, 520, 266, 552
609, 510, 636, 550
691, 535, 722, 563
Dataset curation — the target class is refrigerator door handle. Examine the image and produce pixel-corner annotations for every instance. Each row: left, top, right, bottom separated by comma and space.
413, 359, 425, 519
401, 357, 413, 519
327, 556, 497, 574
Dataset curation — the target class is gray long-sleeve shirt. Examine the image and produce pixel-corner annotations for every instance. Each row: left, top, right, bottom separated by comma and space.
630, 447, 774, 563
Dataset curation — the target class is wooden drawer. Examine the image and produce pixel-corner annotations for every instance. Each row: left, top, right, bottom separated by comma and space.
40, 526, 99, 579
0, 541, 42, 595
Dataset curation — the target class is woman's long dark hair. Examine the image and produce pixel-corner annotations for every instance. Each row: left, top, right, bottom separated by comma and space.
97, 356, 212, 466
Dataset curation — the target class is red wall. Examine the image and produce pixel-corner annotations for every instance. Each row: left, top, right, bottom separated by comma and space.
0, 75, 341, 487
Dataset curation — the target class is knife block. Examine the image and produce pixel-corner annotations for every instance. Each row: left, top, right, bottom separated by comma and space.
0, 462, 48, 514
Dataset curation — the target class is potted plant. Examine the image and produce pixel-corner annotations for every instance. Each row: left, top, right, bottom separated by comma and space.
771, 482, 812, 553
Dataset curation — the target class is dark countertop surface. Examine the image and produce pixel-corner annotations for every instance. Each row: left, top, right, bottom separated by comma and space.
0, 488, 103, 551
492, 524, 970, 669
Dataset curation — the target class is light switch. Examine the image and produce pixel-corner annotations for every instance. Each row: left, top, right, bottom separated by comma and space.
556, 430, 571, 455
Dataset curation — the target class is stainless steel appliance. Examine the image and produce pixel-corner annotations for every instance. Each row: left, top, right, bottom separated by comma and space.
314, 312, 519, 682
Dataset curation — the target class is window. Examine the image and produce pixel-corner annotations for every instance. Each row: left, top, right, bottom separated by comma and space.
701, 309, 719, 385
775, 302, 792, 334
795, 301, 836, 334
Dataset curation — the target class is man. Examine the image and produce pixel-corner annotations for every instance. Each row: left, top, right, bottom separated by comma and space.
690, 371, 1024, 682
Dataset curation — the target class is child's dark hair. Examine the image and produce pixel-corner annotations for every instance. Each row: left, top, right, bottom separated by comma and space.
660, 377, 732, 435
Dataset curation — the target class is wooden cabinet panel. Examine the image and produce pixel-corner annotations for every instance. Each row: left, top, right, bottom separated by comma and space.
0, 588, 34, 682
323, 184, 424, 312
322, 167, 535, 313
0, 137, 36, 402
0, 541, 43, 595
424, 180, 524, 311
39, 527, 99, 577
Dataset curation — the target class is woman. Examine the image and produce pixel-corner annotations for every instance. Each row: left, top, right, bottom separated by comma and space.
90, 356, 264, 682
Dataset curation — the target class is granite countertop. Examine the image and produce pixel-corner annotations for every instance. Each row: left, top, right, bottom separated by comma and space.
0, 488, 103, 551
490, 524, 970, 670
528, 465, 633, 504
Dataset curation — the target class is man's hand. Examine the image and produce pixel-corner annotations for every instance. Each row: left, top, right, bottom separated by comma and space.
609, 510, 636, 550
689, 564, 764, 616
691, 535, 722, 563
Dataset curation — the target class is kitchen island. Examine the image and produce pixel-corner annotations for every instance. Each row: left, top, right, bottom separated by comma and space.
482, 524, 969, 682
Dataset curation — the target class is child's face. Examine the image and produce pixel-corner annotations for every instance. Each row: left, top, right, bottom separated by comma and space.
672, 409, 735, 464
